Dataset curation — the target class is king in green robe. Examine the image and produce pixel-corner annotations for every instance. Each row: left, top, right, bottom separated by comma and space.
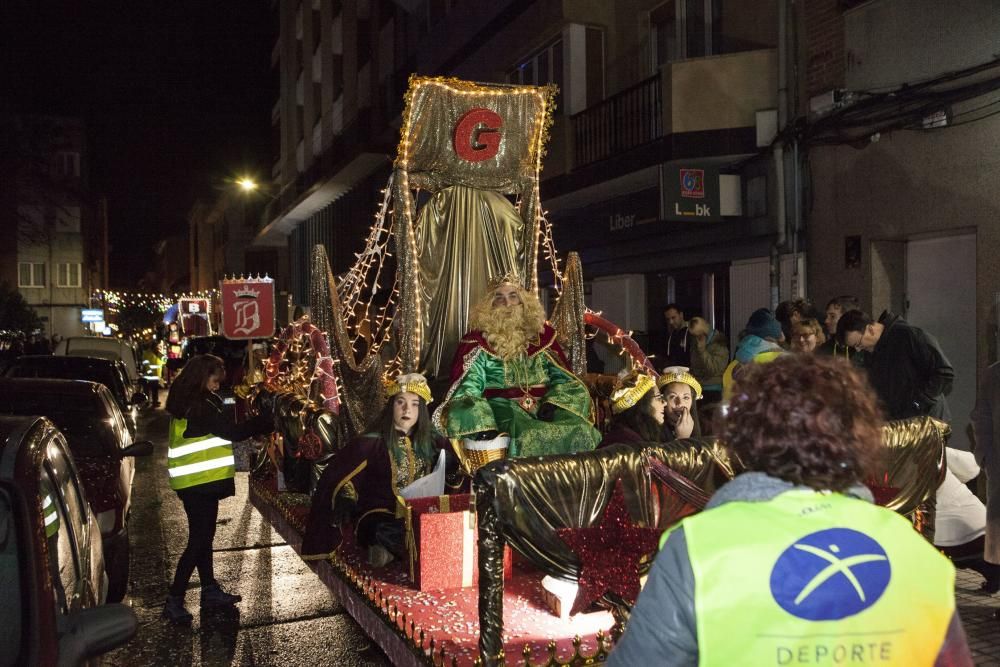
433, 281, 601, 458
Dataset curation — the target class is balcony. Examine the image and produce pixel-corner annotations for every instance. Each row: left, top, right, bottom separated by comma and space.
571, 74, 662, 168
568, 49, 777, 170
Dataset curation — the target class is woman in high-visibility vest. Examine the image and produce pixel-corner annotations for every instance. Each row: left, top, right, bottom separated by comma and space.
609, 355, 973, 666
162, 354, 274, 624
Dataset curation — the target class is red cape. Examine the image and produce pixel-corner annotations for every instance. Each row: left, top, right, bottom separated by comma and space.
448, 323, 570, 385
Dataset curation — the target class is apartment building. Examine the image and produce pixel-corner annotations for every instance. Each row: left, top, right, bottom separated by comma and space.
258, 0, 787, 356
1, 115, 101, 339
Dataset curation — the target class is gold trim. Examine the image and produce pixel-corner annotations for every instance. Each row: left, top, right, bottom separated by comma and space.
331, 460, 368, 517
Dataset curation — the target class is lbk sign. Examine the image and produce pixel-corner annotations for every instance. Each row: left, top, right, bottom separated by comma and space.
220, 278, 275, 340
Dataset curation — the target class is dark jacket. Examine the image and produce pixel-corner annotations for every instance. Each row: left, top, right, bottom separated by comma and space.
179, 392, 273, 499
661, 327, 691, 369
816, 337, 865, 366
866, 311, 954, 421
598, 424, 645, 449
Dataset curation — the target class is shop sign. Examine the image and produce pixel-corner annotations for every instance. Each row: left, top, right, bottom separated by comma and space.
220, 277, 275, 340
551, 187, 661, 249
81, 309, 104, 323
663, 164, 722, 221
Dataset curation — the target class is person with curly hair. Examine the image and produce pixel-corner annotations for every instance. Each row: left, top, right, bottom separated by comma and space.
609, 355, 971, 666
790, 317, 826, 354
434, 274, 600, 457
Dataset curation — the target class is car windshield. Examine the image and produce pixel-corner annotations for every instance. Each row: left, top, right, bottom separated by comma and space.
0, 399, 109, 458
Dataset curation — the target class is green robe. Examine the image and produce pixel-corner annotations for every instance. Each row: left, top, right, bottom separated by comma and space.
434, 326, 601, 458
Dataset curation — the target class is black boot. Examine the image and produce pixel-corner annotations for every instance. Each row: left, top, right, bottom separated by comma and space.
162, 594, 193, 623
201, 583, 242, 608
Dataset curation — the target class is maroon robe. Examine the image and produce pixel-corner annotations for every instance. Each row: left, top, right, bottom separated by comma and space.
301, 432, 454, 558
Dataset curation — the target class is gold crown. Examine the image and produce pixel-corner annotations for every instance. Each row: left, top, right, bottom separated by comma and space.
384, 372, 433, 403
656, 366, 703, 399
610, 373, 657, 414
487, 269, 525, 292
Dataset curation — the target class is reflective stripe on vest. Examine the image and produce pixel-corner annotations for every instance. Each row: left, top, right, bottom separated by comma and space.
678, 489, 954, 666
43, 493, 59, 538
167, 418, 234, 491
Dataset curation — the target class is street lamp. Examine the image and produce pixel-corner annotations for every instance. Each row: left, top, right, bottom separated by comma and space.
238, 177, 258, 193
235, 176, 278, 201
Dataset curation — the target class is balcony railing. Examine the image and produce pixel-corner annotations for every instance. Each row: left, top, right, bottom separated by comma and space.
572, 73, 663, 168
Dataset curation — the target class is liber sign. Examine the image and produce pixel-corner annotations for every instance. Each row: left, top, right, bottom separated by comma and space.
220, 278, 275, 340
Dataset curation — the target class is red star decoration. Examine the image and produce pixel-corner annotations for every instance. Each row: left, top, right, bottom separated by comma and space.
556, 480, 662, 615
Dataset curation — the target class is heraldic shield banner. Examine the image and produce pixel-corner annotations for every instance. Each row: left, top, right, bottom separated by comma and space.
221, 277, 275, 340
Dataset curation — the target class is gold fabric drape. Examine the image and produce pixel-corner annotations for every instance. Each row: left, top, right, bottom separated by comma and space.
475, 440, 732, 583
391, 77, 558, 371
550, 252, 588, 376
414, 185, 524, 376
474, 440, 731, 662
877, 416, 948, 541
309, 244, 385, 435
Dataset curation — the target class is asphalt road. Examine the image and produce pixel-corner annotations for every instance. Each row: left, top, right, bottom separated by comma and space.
100, 402, 390, 667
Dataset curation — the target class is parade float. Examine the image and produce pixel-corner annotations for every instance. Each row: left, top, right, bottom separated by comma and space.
241, 76, 949, 666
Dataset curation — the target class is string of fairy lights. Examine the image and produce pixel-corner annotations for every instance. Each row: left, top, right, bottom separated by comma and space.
91, 289, 219, 317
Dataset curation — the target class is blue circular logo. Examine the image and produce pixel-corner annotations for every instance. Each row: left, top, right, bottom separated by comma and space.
769, 528, 891, 621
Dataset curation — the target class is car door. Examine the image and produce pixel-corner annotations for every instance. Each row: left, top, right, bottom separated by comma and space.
38, 434, 102, 611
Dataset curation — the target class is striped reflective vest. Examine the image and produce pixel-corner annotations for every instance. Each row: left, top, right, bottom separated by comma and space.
167, 418, 234, 491
675, 489, 955, 666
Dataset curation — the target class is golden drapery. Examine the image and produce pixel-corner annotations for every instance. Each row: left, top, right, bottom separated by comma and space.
392, 76, 557, 373
414, 185, 524, 377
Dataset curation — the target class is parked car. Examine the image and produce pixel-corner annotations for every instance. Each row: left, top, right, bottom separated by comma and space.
0, 415, 137, 665
4, 355, 147, 435
54, 337, 141, 386
0, 379, 152, 603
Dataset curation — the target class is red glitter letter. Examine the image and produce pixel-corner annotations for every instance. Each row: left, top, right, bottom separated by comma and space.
453, 108, 502, 162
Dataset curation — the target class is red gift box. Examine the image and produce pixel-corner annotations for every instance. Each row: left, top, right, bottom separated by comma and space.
404, 494, 512, 591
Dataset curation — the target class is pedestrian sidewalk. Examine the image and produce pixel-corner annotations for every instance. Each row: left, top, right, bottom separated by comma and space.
957, 567, 1000, 664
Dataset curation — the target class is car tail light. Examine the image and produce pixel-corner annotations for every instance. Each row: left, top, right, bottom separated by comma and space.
97, 509, 117, 535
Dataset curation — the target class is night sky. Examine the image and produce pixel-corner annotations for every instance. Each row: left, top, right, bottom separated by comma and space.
1, 2, 274, 287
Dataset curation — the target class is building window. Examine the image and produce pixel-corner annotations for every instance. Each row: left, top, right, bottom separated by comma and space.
506, 38, 565, 108
18, 262, 46, 288
651, 0, 723, 67
56, 263, 81, 288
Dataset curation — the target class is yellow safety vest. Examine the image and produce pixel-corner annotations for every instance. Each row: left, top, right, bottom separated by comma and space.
167, 418, 234, 491
671, 489, 954, 666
